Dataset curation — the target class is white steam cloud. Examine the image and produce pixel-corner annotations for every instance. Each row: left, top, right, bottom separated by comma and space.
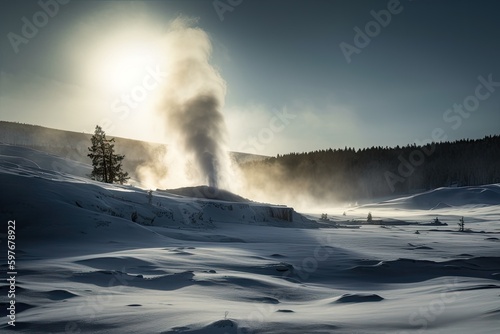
158, 17, 230, 189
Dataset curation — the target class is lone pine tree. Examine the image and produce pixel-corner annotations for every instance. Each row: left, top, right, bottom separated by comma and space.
88, 125, 130, 184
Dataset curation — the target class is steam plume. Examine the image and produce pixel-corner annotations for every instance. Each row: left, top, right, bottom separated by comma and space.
159, 18, 229, 188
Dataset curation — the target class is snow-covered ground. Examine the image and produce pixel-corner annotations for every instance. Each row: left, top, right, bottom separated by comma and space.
1, 143, 499, 333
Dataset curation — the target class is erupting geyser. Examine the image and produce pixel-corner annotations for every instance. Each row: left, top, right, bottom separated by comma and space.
159, 18, 230, 188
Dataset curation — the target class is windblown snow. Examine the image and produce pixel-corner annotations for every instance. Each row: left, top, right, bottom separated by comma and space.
0, 143, 499, 333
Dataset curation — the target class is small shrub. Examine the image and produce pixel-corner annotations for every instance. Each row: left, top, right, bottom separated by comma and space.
131, 211, 138, 222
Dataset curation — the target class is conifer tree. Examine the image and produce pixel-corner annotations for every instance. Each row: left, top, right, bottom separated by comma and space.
88, 125, 130, 184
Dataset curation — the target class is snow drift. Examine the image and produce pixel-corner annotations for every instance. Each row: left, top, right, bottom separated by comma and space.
1, 143, 500, 334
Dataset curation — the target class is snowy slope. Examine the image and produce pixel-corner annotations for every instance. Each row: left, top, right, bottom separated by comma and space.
0, 144, 499, 333
0, 144, 315, 246
376, 185, 500, 210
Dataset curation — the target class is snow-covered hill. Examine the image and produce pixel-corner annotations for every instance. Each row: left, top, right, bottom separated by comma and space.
1, 144, 499, 333
374, 185, 500, 210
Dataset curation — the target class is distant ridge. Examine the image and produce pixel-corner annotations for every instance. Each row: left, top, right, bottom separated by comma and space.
0, 120, 164, 161
0, 121, 268, 176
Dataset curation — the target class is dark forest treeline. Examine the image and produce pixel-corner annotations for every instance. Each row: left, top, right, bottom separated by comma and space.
241, 135, 500, 202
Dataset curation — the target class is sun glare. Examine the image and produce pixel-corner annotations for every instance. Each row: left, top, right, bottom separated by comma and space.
105, 47, 156, 91
84, 27, 166, 94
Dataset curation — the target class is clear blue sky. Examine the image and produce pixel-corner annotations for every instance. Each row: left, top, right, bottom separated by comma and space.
1, 0, 499, 155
